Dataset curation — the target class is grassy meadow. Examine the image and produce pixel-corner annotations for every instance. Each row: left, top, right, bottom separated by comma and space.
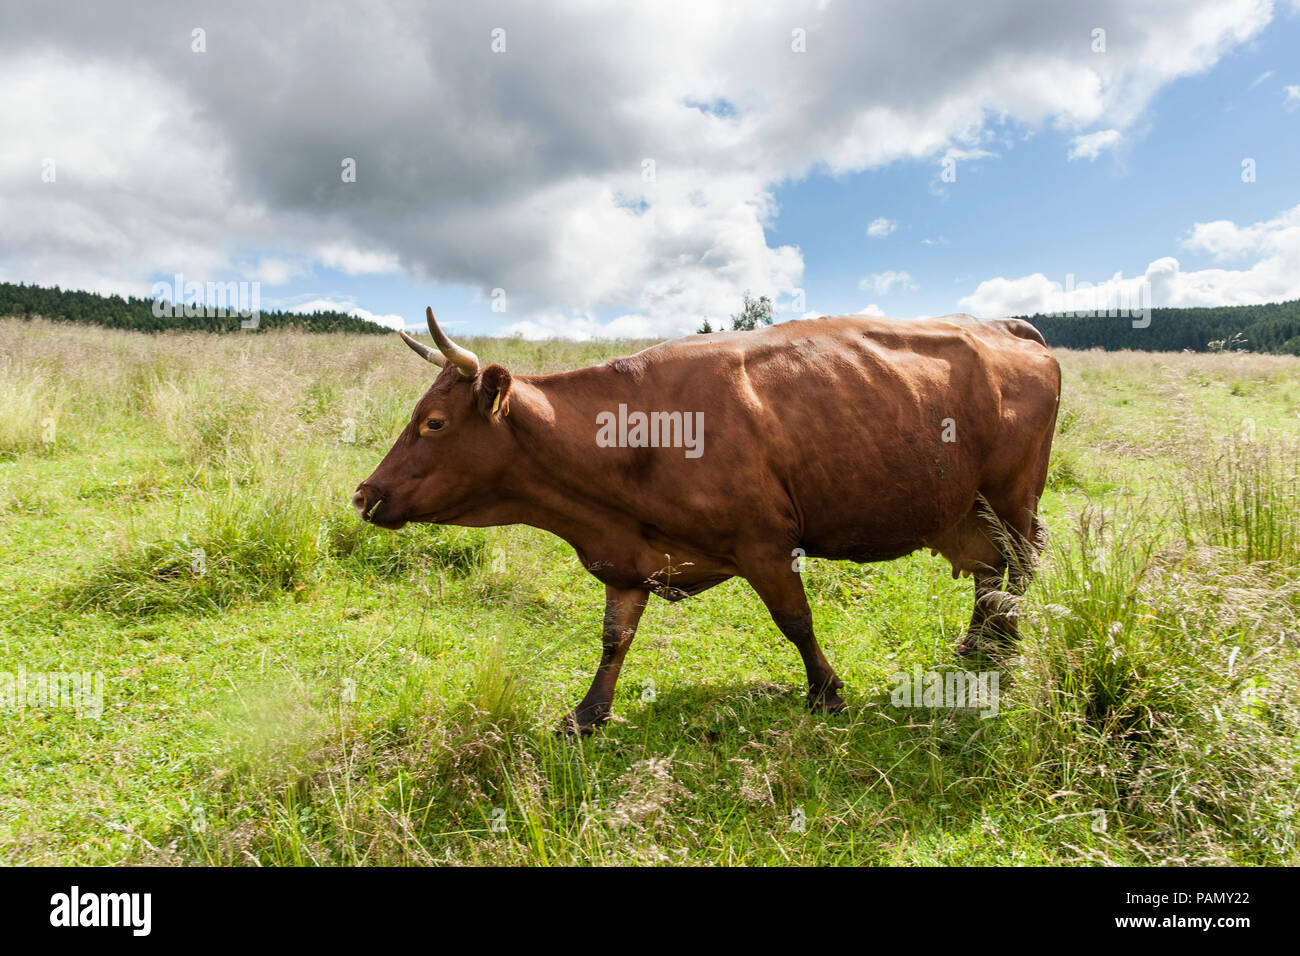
1, 316, 1298, 866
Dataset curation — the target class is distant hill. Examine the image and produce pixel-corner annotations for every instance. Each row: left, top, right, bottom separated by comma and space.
1024, 300, 1300, 354
0, 280, 390, 334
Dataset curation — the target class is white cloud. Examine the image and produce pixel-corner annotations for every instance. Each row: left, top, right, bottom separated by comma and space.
958, 273, 1063, 316
314, 243, 401, 276
1284, 85, 1300, 110
941, 146, 997, 165
1182, 205, 1300, 259
1248, 69, 1273, 89
286, 297, 405, 330
859, 270, 917, 295
858, 303, 886, 316
499, 311, 665, 341
0, 51, 253, 295
867, 217, 897, 238
959, 202, 1300, 314
251, 258, 307, 285
350, 307, 406, 331
1067, 128, 1122, 161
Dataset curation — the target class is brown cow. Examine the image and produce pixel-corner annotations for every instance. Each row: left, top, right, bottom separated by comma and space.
354, 307, 1060, 733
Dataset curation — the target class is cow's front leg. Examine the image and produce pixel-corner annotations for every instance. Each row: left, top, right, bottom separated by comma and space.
560, 585, 649, 735
745, 563, 845, 714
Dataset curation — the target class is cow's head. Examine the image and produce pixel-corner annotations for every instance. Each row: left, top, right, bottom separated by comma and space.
352, 307, 514, 529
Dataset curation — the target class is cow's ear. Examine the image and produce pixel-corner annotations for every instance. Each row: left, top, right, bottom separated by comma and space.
475, 364, 513, 419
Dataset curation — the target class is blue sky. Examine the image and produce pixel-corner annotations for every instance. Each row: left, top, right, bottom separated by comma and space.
4, 1, 1299, 337
776, 15, 1300, 319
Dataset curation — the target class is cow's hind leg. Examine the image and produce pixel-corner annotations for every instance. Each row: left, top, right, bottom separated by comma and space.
560, 585, 649, 736
931, 500, 1042, 657
964, 572, 1021, 656
745, 562, 845, 713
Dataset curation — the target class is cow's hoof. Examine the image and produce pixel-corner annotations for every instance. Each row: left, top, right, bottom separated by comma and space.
955, 631, 1016, 661
556, 712, 600, 737
807, 688, 847, 715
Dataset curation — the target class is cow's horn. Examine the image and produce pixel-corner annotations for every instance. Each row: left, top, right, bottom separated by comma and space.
398, 329, 446, 366
427, 306, 478, 378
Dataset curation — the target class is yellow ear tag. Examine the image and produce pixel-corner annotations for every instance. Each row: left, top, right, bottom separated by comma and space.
491, 391, 502, 415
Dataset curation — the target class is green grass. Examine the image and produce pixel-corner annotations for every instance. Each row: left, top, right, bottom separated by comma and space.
1, 319, 1297, 865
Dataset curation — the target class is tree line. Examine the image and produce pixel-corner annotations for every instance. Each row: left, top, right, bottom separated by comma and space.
4, 279, 1300, 352
1025, 300, 1300, 354
698, 291, 1300, 355
0, 281, 390, 335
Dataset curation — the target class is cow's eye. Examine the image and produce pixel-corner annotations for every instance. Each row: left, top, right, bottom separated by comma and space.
426, 418, 444, 431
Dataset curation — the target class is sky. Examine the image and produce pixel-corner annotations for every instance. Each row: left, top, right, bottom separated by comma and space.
1, 0, 1298, 338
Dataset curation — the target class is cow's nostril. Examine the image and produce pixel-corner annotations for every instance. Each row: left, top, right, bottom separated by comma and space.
352, 488, 369, 518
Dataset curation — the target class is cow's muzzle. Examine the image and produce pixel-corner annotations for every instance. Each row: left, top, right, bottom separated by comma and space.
352, 484, 382, 522
353, 483, 411, 529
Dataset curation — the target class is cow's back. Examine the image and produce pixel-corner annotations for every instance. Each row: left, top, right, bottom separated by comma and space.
613, 314, 1058, 560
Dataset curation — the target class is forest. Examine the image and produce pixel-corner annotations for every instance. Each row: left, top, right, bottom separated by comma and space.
1027, 299, 1300, 354
0, 281, 390, 335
